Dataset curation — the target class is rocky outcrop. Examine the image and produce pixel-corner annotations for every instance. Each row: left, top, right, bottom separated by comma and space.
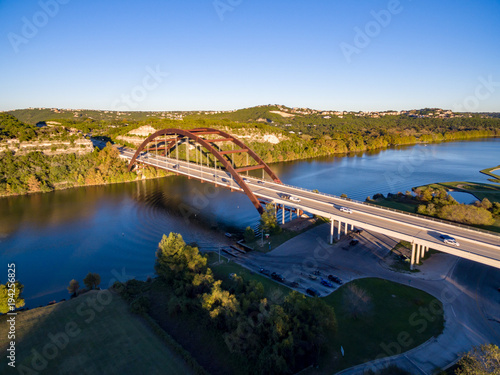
0, 138, 94, 155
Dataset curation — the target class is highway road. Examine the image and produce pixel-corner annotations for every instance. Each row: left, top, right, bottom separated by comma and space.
116, 145, 500, 269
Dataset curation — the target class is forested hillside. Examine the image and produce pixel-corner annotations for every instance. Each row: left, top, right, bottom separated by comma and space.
2, 105, 500, 196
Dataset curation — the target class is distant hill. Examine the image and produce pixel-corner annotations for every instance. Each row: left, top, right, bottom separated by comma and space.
7, 108, 193, 125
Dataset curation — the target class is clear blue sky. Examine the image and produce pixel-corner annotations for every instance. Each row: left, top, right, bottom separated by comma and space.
1, 0, 499, 112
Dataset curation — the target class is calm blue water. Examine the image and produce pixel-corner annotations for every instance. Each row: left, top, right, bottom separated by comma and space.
1, 138, 499, 307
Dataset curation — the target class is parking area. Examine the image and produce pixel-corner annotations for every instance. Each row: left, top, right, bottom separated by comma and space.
234, 223, 399, 296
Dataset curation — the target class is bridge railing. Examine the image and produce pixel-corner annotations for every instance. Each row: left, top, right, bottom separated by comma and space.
265, 179, 500, 238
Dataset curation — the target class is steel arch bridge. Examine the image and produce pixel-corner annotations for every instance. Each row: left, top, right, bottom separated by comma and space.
128, 128, 282, 214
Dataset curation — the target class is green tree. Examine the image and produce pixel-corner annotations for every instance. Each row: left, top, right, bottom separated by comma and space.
67, 279, 80, 297
438, 204, 495, 226
83, 272, 101, 290
0, 281, 25, 313
480, 198, 493, 210
155, 233, 210, 295
202, 280, 239, 328
492, 202, 500, 216
455, 344, 500, 374
244, 226, 255, 243
260, 203, 280, 234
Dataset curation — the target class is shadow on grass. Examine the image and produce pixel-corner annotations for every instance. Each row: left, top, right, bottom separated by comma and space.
0, 290, 192, 375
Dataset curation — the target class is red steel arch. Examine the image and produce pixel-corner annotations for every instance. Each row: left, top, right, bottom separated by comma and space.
128, 128, 282, 214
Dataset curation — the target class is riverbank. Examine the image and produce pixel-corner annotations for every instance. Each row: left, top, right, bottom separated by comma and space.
415, 181, 500, 203
480, 165, 500, 183
0, 145, 173, 198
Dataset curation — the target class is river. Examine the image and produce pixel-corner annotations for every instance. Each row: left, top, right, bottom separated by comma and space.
1, 138, 499, 307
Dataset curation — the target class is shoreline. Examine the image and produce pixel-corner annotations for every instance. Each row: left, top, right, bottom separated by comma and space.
2, 136, 499, 200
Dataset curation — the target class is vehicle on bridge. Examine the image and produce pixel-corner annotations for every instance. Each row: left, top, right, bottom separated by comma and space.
440, 234, 460, 246
280, 193, 291, 200
339, 206, 353, 214
289, 196, 301, 202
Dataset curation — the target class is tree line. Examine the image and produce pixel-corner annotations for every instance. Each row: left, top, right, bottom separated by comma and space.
115, 232, 337, 374
0, 144, 169, 197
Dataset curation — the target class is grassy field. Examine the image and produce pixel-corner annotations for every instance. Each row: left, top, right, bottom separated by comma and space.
9, 260, 443, 374
0, 290, 192, 375
319, 278, 444, 373
207, 259, 444, 373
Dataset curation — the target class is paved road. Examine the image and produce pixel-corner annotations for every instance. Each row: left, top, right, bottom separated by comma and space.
232, 223, 500, 375
117, 147, 500, 269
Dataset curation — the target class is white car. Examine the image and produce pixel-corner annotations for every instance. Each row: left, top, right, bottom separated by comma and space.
440, 235, 460, 246
289, 196, 301, 202
339, 207, 353, 214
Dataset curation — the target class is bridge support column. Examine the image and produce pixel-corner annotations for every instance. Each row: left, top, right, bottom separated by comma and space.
330, 218, 334, 244
337, 221, 341, 240
282, 205, 285, 225
410, 241, 416, 270
344, 222, 348, 236
415, 244, 421, 265
421, 245, 426, 259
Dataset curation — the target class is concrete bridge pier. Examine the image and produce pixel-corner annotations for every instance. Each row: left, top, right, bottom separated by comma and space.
410, 241, 416, 270
410, 242, 430, 270
330, 218, 334, 244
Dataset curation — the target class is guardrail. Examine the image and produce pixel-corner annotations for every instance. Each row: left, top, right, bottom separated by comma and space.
262, 179, 500, 239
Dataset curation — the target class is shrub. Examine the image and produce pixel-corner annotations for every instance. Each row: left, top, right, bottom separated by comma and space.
438, 204, 495, 225
130, 295, 150, 315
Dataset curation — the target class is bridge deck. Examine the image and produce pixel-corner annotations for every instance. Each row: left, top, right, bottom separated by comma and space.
118, 146, 500, 269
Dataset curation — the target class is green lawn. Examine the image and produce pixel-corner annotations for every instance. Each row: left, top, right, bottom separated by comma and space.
319, 278, 444, 373
0, 290, 192, 375
208, 259, 444, 373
